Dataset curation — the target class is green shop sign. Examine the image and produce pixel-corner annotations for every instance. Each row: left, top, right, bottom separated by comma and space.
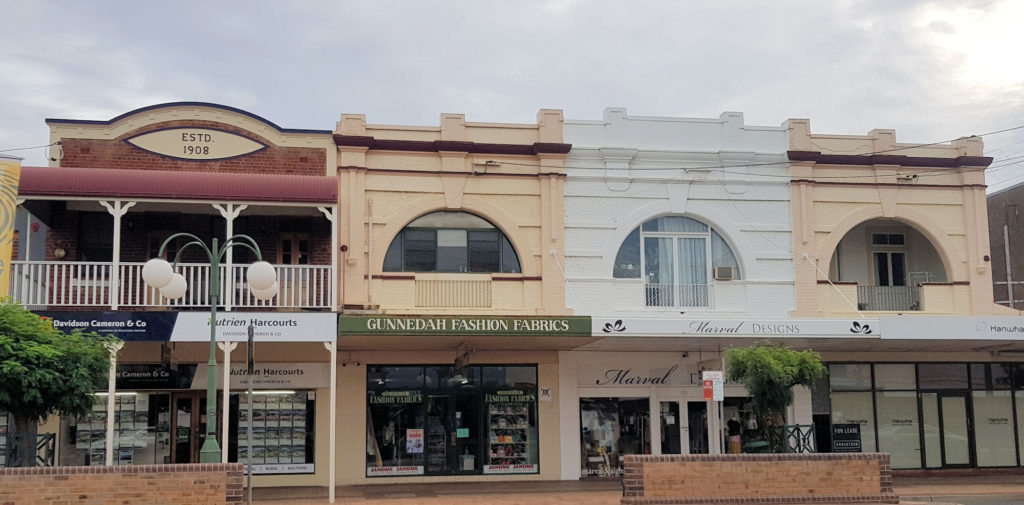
339, 315, 591, 336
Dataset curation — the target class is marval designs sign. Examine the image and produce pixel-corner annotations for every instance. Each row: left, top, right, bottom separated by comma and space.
125, 127, 267, 161
340, 315, 591, 336
880, 315, 1024, 340
593, 317, 879, 338
579, 362, 691, 387
39, 311, 335, 342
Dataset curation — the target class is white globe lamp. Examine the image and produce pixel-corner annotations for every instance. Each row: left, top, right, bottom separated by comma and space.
247, 261, 277, 291
159, 273, 188, 300
142, 258, 174, 289
251, 281, 279, 301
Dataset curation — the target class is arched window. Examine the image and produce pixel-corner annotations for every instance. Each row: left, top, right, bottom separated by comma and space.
613, 216, 740, 307
383, 211, 521, 273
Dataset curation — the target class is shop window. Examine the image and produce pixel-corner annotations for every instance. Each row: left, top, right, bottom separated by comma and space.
366, 365, 538, 477
874, 364, 916, 390
828, 364, 872, 391
580, 398, 650, 478
59, 393, 171, 466
829, 392, 876, 452
612, 216, 740, 308
382, 212, 521, 273
875, 391, 921, 469
231, 392, 315, 472
918, 363, 968, 389
973, 391, 1016, 467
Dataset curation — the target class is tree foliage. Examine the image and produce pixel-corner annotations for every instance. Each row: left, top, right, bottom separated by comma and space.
0, 301, 117, 465
724, 342, 825, 424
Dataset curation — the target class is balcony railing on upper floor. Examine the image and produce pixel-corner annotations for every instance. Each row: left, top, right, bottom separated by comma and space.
7, 260, 332, 310
856, 285, 920, 311
644, 283, 712, 308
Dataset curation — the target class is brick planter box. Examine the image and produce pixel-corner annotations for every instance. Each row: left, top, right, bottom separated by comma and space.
0, 463, 244, 505
621, 453, 898, 505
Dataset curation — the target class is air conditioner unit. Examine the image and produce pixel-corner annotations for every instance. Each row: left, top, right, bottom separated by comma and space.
714, 266, 734, 281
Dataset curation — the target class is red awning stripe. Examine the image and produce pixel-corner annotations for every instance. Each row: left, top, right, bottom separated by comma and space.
18, 166, 337, 204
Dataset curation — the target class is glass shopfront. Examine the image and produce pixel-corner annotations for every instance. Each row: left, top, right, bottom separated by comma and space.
58, 363, 319, 473
579, 398, 650, 478
827, 362, 1024, 469
365, 364, 538, 477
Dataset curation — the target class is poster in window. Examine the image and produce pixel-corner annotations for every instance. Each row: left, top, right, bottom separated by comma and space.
406, 428, 424, 454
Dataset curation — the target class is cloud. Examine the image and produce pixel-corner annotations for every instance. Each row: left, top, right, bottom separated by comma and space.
0, 0, 1021, 176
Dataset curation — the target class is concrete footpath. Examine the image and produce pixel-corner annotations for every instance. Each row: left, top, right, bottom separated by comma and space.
253, 473, 1024, 505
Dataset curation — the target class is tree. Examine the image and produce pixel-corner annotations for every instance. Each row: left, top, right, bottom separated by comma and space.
0, 302, 116, 466
724, 342, 825, 452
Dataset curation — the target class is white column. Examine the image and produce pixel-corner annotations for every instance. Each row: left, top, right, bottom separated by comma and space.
214, 204, 247, 311
99, 200, 137, 310
218, 341, 238, 462
318, 206, 338, 311
104, 341, 125, 466
648, 390, 661, 455
323, 340, 337, 503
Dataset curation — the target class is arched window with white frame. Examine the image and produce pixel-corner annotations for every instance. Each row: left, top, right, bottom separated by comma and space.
612, 216, 740, 308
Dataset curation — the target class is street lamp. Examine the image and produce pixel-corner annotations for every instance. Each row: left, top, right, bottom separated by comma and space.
142, 233, 278, 463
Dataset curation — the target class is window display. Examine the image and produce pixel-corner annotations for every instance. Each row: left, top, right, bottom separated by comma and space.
366, 365, 538, 477
484, 392, 538, 474
233, 391, 315, 474
59, 393, 171, 466
580, 398, 650, 478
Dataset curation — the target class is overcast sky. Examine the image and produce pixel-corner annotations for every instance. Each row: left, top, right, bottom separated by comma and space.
2, 1, 1022, 190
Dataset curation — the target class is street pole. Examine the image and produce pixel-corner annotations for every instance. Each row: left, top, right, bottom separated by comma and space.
142, 233, 278, 465
247, 324, 254, 505
199, 239, 222, 463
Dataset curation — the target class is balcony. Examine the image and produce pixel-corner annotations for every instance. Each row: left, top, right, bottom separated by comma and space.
372, 273, 543, 313
8, 260, 332, 310
856, 285, 919, 311
644, 283, 712, 308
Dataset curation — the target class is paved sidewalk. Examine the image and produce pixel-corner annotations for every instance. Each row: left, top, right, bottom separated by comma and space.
253, 473, 1024, 505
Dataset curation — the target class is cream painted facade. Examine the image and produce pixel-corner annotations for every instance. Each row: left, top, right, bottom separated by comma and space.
787, 119, 1018, 317
331, 111, 574, 486
335, 110, 570, 315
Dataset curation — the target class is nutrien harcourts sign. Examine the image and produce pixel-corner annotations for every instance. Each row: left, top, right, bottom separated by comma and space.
339, 315, 591, 336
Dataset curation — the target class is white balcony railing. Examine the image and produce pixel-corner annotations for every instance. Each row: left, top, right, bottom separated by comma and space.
644, 283, 712, 308
8, 261, 332, 310
856, 285, 919, 311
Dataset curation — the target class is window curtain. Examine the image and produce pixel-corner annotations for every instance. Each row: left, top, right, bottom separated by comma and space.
677, 237, 708, 306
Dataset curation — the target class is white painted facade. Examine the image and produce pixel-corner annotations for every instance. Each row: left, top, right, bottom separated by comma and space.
557, 109, 798, 480
562, 108, 794, 317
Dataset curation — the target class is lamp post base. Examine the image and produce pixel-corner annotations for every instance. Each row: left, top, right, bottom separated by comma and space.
199, 438, 222, 463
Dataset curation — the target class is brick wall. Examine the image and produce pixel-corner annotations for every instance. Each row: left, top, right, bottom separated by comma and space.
621, 453, 897, 505
0, 463, 244, 505
59, 120, 326, 176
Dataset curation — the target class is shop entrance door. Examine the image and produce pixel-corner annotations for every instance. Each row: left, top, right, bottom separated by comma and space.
659, 401, 682, 454
686, 402, 709, 454
424, 393, 482, 475
170, 393, 209, 464
921, 392, 974, 468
